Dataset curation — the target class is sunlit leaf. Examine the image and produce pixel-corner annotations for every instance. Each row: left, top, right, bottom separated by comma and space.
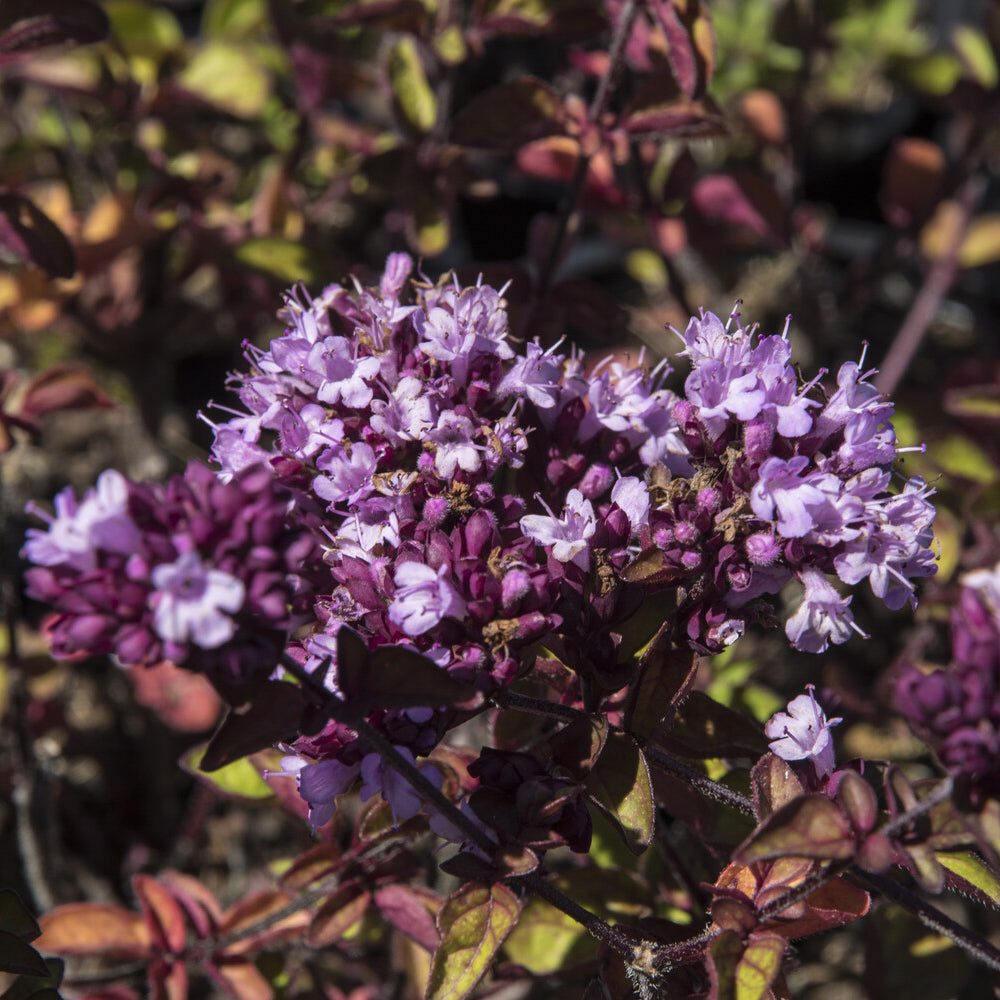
585, 731, 654, 854
182, 744, 274, 799
307, 883, 371, 947
104, 0, 182, 58
735, 932, 784, 1000
36, 905, 152, 959
234, 237, 322, 284
388, 36, 436, 134
735, 795, 854, 864
928, 434, 998, 485
426, 883, 520, 1000
707, 929, 742, 1000
202, 0, 267, 38
937, 850, 1000, 910
132, 875, 187, 954
179, 41, 271, 118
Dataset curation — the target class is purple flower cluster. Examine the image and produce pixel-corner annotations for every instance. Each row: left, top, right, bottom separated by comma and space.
23, 464, 320, 686
896, 563, 1000, 788
640, 311, 936, 653
23, 256, 936, 827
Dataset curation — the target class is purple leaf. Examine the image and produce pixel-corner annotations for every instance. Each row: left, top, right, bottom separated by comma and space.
451, 77, 566, 151
0, 192, 75, 278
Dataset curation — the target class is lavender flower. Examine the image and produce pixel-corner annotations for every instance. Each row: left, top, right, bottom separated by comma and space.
388, 562, 467, 637
765, 685, 843, 779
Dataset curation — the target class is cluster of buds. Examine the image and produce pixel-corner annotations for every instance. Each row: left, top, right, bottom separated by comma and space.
23, 255, 936, 831
896, 563, 1000, 790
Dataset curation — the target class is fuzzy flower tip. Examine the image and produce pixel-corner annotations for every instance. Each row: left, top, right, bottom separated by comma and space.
765, 684, 843, 778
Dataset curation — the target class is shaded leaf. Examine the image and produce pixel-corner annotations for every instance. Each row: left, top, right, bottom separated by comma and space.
549, 716, 607, 780
0, 958, 64, 1000
585, 731, 654, 855
307, 883, 371, 947
735, 932, 784, 1000
649, 0, 697, 96
763, 877, 870, 940
218, 891, 308, 955
622, 635, 696, 741
622, 93, 727, 138
942, 384, 1000, 423
0, 0, 108, 61
426, 884, 520, 1000
200, 681, 309, 771
337, 627, 478, 714
388, 36, 436, 134
374, 885, 441, 951
952, 24, 998, 89
735, 795, 854, 865
451, 77, 565, 150
0, 890, 40, 942
279, 845, 343, 890
654, 690, 769, 758
0, 193, 75, 278
36, 905, 152, 959
0, 932, 49, 977
178, 41, 271, 118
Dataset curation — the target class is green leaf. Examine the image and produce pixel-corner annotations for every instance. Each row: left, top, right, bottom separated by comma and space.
179, 41, 271, 118
502, 896, 593, 975
202, 0, 267, 38
182, 744, 274, 799
426, 883, 520, 1000
930, 434, 998, 485
450, 77, 564, 150
0, 932, 49, 977
104, 0, 182, 57
707, 929, 742, 1000
735, 795, 855, 864
952, 25, 998, 88
735, 932, 785, 1000
234, 237, 321, 284
958, 215, 1000, 269
0, 891, 40, 942
937, 850, 1000, 909
0, 958, 64, 1000
943, 385, 1000, 423
585, 731, 654, 854
388, 37, 436, 134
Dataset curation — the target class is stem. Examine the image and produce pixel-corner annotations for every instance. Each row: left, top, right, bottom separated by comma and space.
874, 174, 985, 397
521, 0, 640, 332
852, 869, 1000, 974
882, 775, 954, 841
278, 654, 498, 856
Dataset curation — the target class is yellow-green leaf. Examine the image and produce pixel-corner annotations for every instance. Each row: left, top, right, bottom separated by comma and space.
234, 237, 320, 283
183, 744, 274, 799
952, 25, 998, 89
937, 850, 1000, 910
930, 434, 998, 485
179, 41, 271, 118
502, 896, 593, 974
105, 0, 183, 58
584, 730, 654, 854
426, 883, 520, 1000
202, 0, 268, 38
735, 932, 785, 1000
388, 37, 437, 134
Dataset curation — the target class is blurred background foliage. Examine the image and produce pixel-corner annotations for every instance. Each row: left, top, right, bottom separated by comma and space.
1, 1, 999, 997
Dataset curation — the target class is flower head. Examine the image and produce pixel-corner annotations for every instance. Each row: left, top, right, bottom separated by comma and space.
765, 685, 843, 778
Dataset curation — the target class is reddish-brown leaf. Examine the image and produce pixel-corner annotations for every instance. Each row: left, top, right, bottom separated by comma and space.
0, 192, 75, 278
36, 904, 152, 959
307, 883, 371, 947
451, 77, 566, 150
133, 875, 187, 954
735, 795, 855, 865
373, 885, 441, 951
